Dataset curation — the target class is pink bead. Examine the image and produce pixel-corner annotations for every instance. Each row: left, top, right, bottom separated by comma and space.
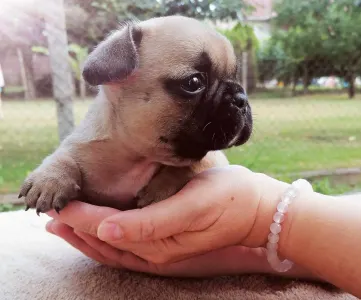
275, 260, 294, 272
277, 202, 289, 213
268, 233, 279, 243
281, 194, 292, 204
270, 222, 281, 234
267, 247, 277, 256
273, 212, 285, 223
267, 242, 278, 251
266, 179, 313, 273
285, 187, 297, 198
293, 179, 311, 191
267, 253, 281, 266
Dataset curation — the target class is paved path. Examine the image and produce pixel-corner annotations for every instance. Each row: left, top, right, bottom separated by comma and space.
0, 194, 23, 205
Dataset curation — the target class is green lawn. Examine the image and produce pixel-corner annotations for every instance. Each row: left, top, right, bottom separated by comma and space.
227, 94, 361, 175
1, 94, 361, 194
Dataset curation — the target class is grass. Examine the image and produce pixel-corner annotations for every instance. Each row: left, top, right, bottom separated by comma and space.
0, 99, 90, 194
0, 203, 24, 212
311, 177, 360, 195
227, 94, 361, 175
1, 94, 361, 194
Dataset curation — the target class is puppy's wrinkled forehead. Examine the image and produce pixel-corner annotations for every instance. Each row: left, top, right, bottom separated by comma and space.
138, 16, 237, 78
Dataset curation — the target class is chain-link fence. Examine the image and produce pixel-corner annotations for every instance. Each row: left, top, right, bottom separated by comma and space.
1, 0, 360, 198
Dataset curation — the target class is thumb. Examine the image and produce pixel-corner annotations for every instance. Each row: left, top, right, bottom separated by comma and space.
97, 175, 222, 243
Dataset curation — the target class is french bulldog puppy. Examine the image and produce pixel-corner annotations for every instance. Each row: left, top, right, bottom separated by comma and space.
19, 16, 253, 214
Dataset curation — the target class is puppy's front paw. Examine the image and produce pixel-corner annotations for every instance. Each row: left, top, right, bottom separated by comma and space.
135, 180, 182, 208
19, 171, 80, 215
135, 187, 157, 208
135, 166, 193, 209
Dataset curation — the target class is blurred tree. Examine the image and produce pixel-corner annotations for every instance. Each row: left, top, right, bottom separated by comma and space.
44, 0, 76, 141
256, 39, 288, 87
221, 23, 258, 54
159, 0, 251, 20
89, 0, 250, 21
64, 0, 251, 47
32, 44, 89, 98
68, 44, 89, 98
321, 0, 361, 98
0, 2, 45, 100
220, 23, 259, 92
268, 0, 361, 98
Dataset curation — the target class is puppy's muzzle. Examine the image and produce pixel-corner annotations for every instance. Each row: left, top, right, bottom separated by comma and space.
211, 81, 252, 148
172, 81, 252, 161
223, 81, 248, 110
233, 92, 248, 108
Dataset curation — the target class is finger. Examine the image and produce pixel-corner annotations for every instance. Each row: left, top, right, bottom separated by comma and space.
45, 219, 55, 233
48, 220, 113, 266
98, 170, 232, 243
76, 231, 244, 276
74, 230, 157, 273
46, 201, 119, 236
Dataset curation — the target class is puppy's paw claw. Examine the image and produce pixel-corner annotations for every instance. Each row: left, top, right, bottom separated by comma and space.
19, 180, 33, 199
20, 172, 80, 215
75, 185, 81, 193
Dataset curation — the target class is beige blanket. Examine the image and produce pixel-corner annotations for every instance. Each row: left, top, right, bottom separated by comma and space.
0, 210, 357, 300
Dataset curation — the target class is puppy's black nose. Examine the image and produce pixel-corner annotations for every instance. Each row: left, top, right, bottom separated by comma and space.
224, 81, 248, 109
233, 92, 247, 109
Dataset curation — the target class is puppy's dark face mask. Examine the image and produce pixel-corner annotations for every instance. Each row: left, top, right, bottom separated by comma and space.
163, 52, 252, 161
82, 16, 253, 165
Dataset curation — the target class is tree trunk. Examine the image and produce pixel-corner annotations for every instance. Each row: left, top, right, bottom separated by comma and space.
246, 49, 257, 93
79, 77, 86, 99
241, 51, 248, 92
73, 76, 77, 97
22, 47, 37, 100
43, 0, 75, 142
16, 48, 29, 100
348, 73, 355, 99
303, 64, 309, 95
79, 59, 86, 99
292, 75, 297, 97
0, 93, 3, 119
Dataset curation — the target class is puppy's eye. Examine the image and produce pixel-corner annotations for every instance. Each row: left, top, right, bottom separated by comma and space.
181, 73, 206, 94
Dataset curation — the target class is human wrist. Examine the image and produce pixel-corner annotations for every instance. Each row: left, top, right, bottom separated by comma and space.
277, 190, 335, 262
243, 175, 322, 273
242, 173, 290, 248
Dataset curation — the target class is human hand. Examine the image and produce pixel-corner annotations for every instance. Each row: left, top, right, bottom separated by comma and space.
46, 203, 316, 279
46, 217, 275, 277
92, 165, 289, 263
47, 165, 289, 265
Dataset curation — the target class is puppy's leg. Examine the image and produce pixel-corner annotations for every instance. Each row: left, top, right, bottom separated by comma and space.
136, 166, 194, 208
19, 149, 82, 214
136, 151, 229, 208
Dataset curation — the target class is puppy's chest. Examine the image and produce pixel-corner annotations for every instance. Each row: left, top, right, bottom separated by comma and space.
82, 161, 160, 209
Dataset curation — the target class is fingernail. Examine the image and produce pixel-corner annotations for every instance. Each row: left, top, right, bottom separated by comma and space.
98, 222, 123, 241
45, 219, 55, 233
46, 209, 59, 218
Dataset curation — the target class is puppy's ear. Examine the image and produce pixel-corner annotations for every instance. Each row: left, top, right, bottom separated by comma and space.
82, 23, 142, 86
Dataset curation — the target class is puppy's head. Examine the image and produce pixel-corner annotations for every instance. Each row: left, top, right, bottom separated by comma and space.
83, 16, 252, 166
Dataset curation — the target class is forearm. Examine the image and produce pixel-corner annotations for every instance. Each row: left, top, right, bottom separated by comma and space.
279, 191, 361, 297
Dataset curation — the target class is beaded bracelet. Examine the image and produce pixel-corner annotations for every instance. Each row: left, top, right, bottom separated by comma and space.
266, 179, 313, 272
